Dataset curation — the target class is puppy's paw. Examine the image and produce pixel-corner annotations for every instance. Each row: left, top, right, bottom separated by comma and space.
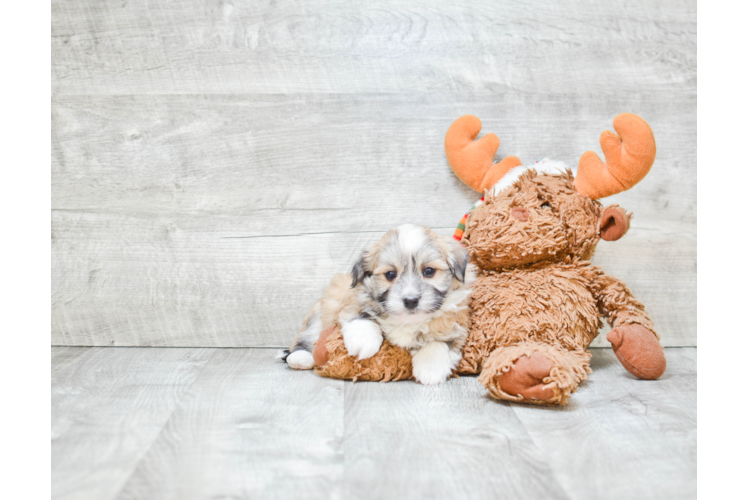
412, 341, 457, 385
342, 319, 383, 360
286, 350, 315, 370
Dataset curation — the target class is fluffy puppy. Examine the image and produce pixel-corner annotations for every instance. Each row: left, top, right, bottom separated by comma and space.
282, 224, 475, 385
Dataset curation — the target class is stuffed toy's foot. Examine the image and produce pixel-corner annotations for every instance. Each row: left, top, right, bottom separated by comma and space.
607, 324, 666, 380
479, 342, 592, 406
496, 351, 555, 400
312, 325, 336, 366
313, 325, 413, 382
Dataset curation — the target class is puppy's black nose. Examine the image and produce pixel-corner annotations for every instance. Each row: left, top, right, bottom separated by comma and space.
403, 297, 419, 310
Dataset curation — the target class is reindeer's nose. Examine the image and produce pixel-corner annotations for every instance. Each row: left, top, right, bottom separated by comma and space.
511, 207, 530, 222
403, 297, 419, 310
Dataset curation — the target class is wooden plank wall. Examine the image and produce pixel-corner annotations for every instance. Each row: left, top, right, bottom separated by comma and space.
51, 0, 696, 347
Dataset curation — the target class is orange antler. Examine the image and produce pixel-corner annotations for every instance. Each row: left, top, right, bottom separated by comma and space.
575, 113, 656, 199
444, 115, 522, 193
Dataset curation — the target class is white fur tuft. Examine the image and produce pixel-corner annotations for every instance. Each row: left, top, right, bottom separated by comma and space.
342, 319, 384, 360
286, 350, 315, 370
411, 341, 459, 385
489, 158, 576, 195
396, 224, 426, 254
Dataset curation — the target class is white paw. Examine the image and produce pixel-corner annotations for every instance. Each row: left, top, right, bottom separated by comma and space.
411, 341, 457, 385
286, 350, 315, 370
342, 319, 383, 360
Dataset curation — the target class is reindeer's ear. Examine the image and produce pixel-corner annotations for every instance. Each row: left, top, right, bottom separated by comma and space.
351, 253, 372, 288
599, 205, 631, 241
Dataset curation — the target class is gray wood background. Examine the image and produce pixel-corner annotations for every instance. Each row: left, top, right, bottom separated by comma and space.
51, 0, 696, 348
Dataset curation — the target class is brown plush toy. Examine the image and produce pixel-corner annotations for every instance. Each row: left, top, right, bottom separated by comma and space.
314, 113, 666, 406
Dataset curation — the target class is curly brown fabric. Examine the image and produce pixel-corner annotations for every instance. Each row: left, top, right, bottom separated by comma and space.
314, 326, 413, 382
457, 261, 603, 375
479, 342, 592, 406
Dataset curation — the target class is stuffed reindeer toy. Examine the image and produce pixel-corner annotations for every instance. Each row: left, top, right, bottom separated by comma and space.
312, 113, 666, 406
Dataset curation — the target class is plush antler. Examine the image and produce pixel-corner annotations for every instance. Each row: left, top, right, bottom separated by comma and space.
445, 115, 522, 193
575, 113, 656, 199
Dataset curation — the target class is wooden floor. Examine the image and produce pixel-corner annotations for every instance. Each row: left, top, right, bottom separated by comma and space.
52, 346, 696, 500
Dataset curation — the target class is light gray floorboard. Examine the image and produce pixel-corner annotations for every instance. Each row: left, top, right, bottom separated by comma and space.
51, 0, 695, 95
115, 349, 345, 500
512, 349, 697, 500
51, 347, 215, 500
51, 345, 92, 373
51, 347, 696, 500
342, 370, 570, 500
52, 93, 696, 348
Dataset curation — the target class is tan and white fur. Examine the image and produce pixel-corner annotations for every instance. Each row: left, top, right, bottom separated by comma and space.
282, 224, 475, 385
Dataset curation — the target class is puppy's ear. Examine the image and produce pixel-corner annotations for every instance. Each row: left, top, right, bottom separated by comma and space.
446, 240, 469, 283
351, 252, 372, 288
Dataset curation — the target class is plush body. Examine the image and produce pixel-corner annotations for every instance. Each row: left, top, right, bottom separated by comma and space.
311, 114, 667, 406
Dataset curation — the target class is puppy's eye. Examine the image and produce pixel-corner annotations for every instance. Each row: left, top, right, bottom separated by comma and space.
541, 202, 551, 209
422, 267, 436, 278
384, 270, 397, 282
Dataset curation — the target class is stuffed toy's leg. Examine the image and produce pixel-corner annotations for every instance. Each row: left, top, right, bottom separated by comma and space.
478, 342, 592, 406
312, 325, 413, 382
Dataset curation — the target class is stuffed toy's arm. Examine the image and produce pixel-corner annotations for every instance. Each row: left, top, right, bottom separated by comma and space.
583, 266, 666, 380
590, 269, 656, 335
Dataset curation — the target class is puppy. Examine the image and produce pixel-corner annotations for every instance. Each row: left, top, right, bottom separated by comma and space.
281, 224, 475, 385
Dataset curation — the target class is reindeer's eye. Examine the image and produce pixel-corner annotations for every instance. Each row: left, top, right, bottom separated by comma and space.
541, 202, 551, 209
422, 267, 436, 278
384, 270, 397, 281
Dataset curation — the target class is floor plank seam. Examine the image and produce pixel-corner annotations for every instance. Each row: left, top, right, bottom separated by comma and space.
507, 402, 577, 500
108, 348, 219, 500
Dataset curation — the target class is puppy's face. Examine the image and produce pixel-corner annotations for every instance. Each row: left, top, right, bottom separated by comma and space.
352, 224, 469, 323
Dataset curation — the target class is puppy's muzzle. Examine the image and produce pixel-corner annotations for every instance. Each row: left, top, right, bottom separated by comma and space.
403, 297, 420, 310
